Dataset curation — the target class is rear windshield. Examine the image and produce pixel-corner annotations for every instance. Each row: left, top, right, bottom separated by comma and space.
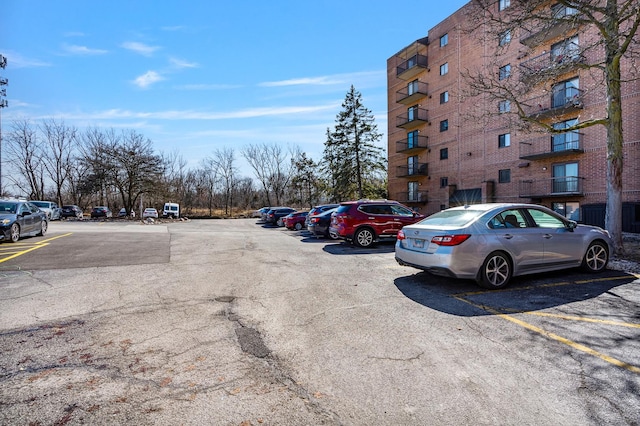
418, 209, 484, 227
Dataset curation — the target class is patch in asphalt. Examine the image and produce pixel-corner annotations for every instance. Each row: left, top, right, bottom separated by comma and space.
235, 327, 270, 358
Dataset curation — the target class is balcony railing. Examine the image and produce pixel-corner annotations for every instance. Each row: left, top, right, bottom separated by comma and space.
396, 108, 429, 129
519, 176, 585, 198
396, 54, 428, 80
523, 87, 584, 118
519, 133, 584, 160
396, 81, 428, 105
397, 191, 428, 204
520, 46, 585, 82
397, 163, 428, 177
396, 135, 428, 154
520, 7, 580, 47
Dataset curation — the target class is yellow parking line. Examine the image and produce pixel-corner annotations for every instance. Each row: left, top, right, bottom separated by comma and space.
515, 310, 640, 329
454, 295, 640, 374
0, 233, 72, 264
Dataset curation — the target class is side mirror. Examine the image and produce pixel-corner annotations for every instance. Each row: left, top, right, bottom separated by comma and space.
22, 211, 31, 217
566, 220, 577, 232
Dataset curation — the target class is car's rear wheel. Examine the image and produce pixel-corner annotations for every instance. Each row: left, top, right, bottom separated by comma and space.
581, 241, 609, 273
354, 228, 375, 248
9, 223, 20, 243
37, 220, 48, 236
478, 251, 512, 289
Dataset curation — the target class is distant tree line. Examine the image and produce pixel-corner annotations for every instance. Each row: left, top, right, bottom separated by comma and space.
2, 86, 387, 216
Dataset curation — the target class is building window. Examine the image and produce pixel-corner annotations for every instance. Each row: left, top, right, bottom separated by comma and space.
552, 201, 581, 221
408, 155, 418, 175
499, 64, 511, 80
499, 0, 510, 10
552, 162, 579, 193
440, 177, 448, 188
440, 33, 448, 47
499, 133, 511, 148
440, 148, 448, 160
407, 105, 418, 121
407, 79, 419, 96
440, 63, 448, 75
552, 77, 580, 109
499, 30, 511, 46
551, 36, 580, 63
408, 181, 419, 202
440, 119, 448, 132
499, 100, 511, 113
407, 130, 419, 149
440, 91, 449, 104
498, 169, 511, 183
552, 118, 579, 151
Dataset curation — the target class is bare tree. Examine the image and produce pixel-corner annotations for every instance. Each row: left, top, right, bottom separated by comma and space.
5, 119, 45, 199
464, 0, 640, 254
40, 119, 78, 206
241, 143, 294, 206
210, 147, 238, 216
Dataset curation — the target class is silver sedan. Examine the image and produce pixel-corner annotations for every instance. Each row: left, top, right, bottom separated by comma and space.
395, 203, 613, 289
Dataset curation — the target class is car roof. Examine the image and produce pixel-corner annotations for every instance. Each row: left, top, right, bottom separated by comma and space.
444, 203, 552, 212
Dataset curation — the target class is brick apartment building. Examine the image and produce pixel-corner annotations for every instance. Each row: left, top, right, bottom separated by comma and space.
387, 1, 640, 232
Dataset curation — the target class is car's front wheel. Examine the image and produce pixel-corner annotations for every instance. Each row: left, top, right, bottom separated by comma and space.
581, 241, 609, 273
294, 222, 302, 231
37, 220, 48, 236
478, 251, 512, 289
9, 223, 20, 243
354, 228, 375, 248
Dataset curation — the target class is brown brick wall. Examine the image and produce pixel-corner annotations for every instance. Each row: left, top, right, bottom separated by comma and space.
387, 1, 640, 218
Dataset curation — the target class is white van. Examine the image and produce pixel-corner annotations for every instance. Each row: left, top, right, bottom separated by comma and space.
163, 202, 180, 218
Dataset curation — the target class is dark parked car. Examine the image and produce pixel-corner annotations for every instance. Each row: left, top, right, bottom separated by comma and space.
266, 207, 295, 226
395, 203, 613, 289
0, 199, 48, 243
283, 211, 309, 230
307, 208, 338, 239
305, 204, 339, 227
329, 200, 424, 248
90, 206, 113, 218
61, 205, 83, 219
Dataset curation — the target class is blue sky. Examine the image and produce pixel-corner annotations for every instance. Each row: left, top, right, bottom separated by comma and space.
2, 0, 469, 176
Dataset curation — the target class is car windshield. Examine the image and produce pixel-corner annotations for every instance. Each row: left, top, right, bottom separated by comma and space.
31, 201, 48, 208
0, 203, 17, 214
418, 209, 485, 227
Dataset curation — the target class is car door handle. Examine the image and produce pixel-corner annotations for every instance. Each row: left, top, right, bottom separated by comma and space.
503, 234, 514, 239
543, 234, 553, 239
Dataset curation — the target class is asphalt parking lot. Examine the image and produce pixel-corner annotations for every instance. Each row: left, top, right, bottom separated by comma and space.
0, 219, 638, 425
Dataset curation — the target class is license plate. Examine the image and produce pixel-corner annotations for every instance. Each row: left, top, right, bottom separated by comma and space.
412, 238, 425, 248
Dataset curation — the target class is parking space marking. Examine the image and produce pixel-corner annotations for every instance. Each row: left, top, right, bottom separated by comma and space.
452, 275, 640, 375
0, 233, 72, 264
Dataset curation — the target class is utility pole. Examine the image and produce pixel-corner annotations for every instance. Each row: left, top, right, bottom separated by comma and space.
0, 54, 7, 197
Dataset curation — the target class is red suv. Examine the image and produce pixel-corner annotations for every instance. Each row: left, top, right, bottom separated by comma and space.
329, 200, 424, 247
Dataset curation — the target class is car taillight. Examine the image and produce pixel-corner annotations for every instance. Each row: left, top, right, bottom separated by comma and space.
311, 217, 320, 223
397, 230, 406, 240
431, 235, 471, 246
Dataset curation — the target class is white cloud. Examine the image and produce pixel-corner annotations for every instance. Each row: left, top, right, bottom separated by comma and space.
259, 70, 386, 87
169, 57, 198, 69
1, 51, 51, 68
57, 102, 341, 120
121, 41, 161, 57
133, 71, 165, 88
62, 44, 108, 55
